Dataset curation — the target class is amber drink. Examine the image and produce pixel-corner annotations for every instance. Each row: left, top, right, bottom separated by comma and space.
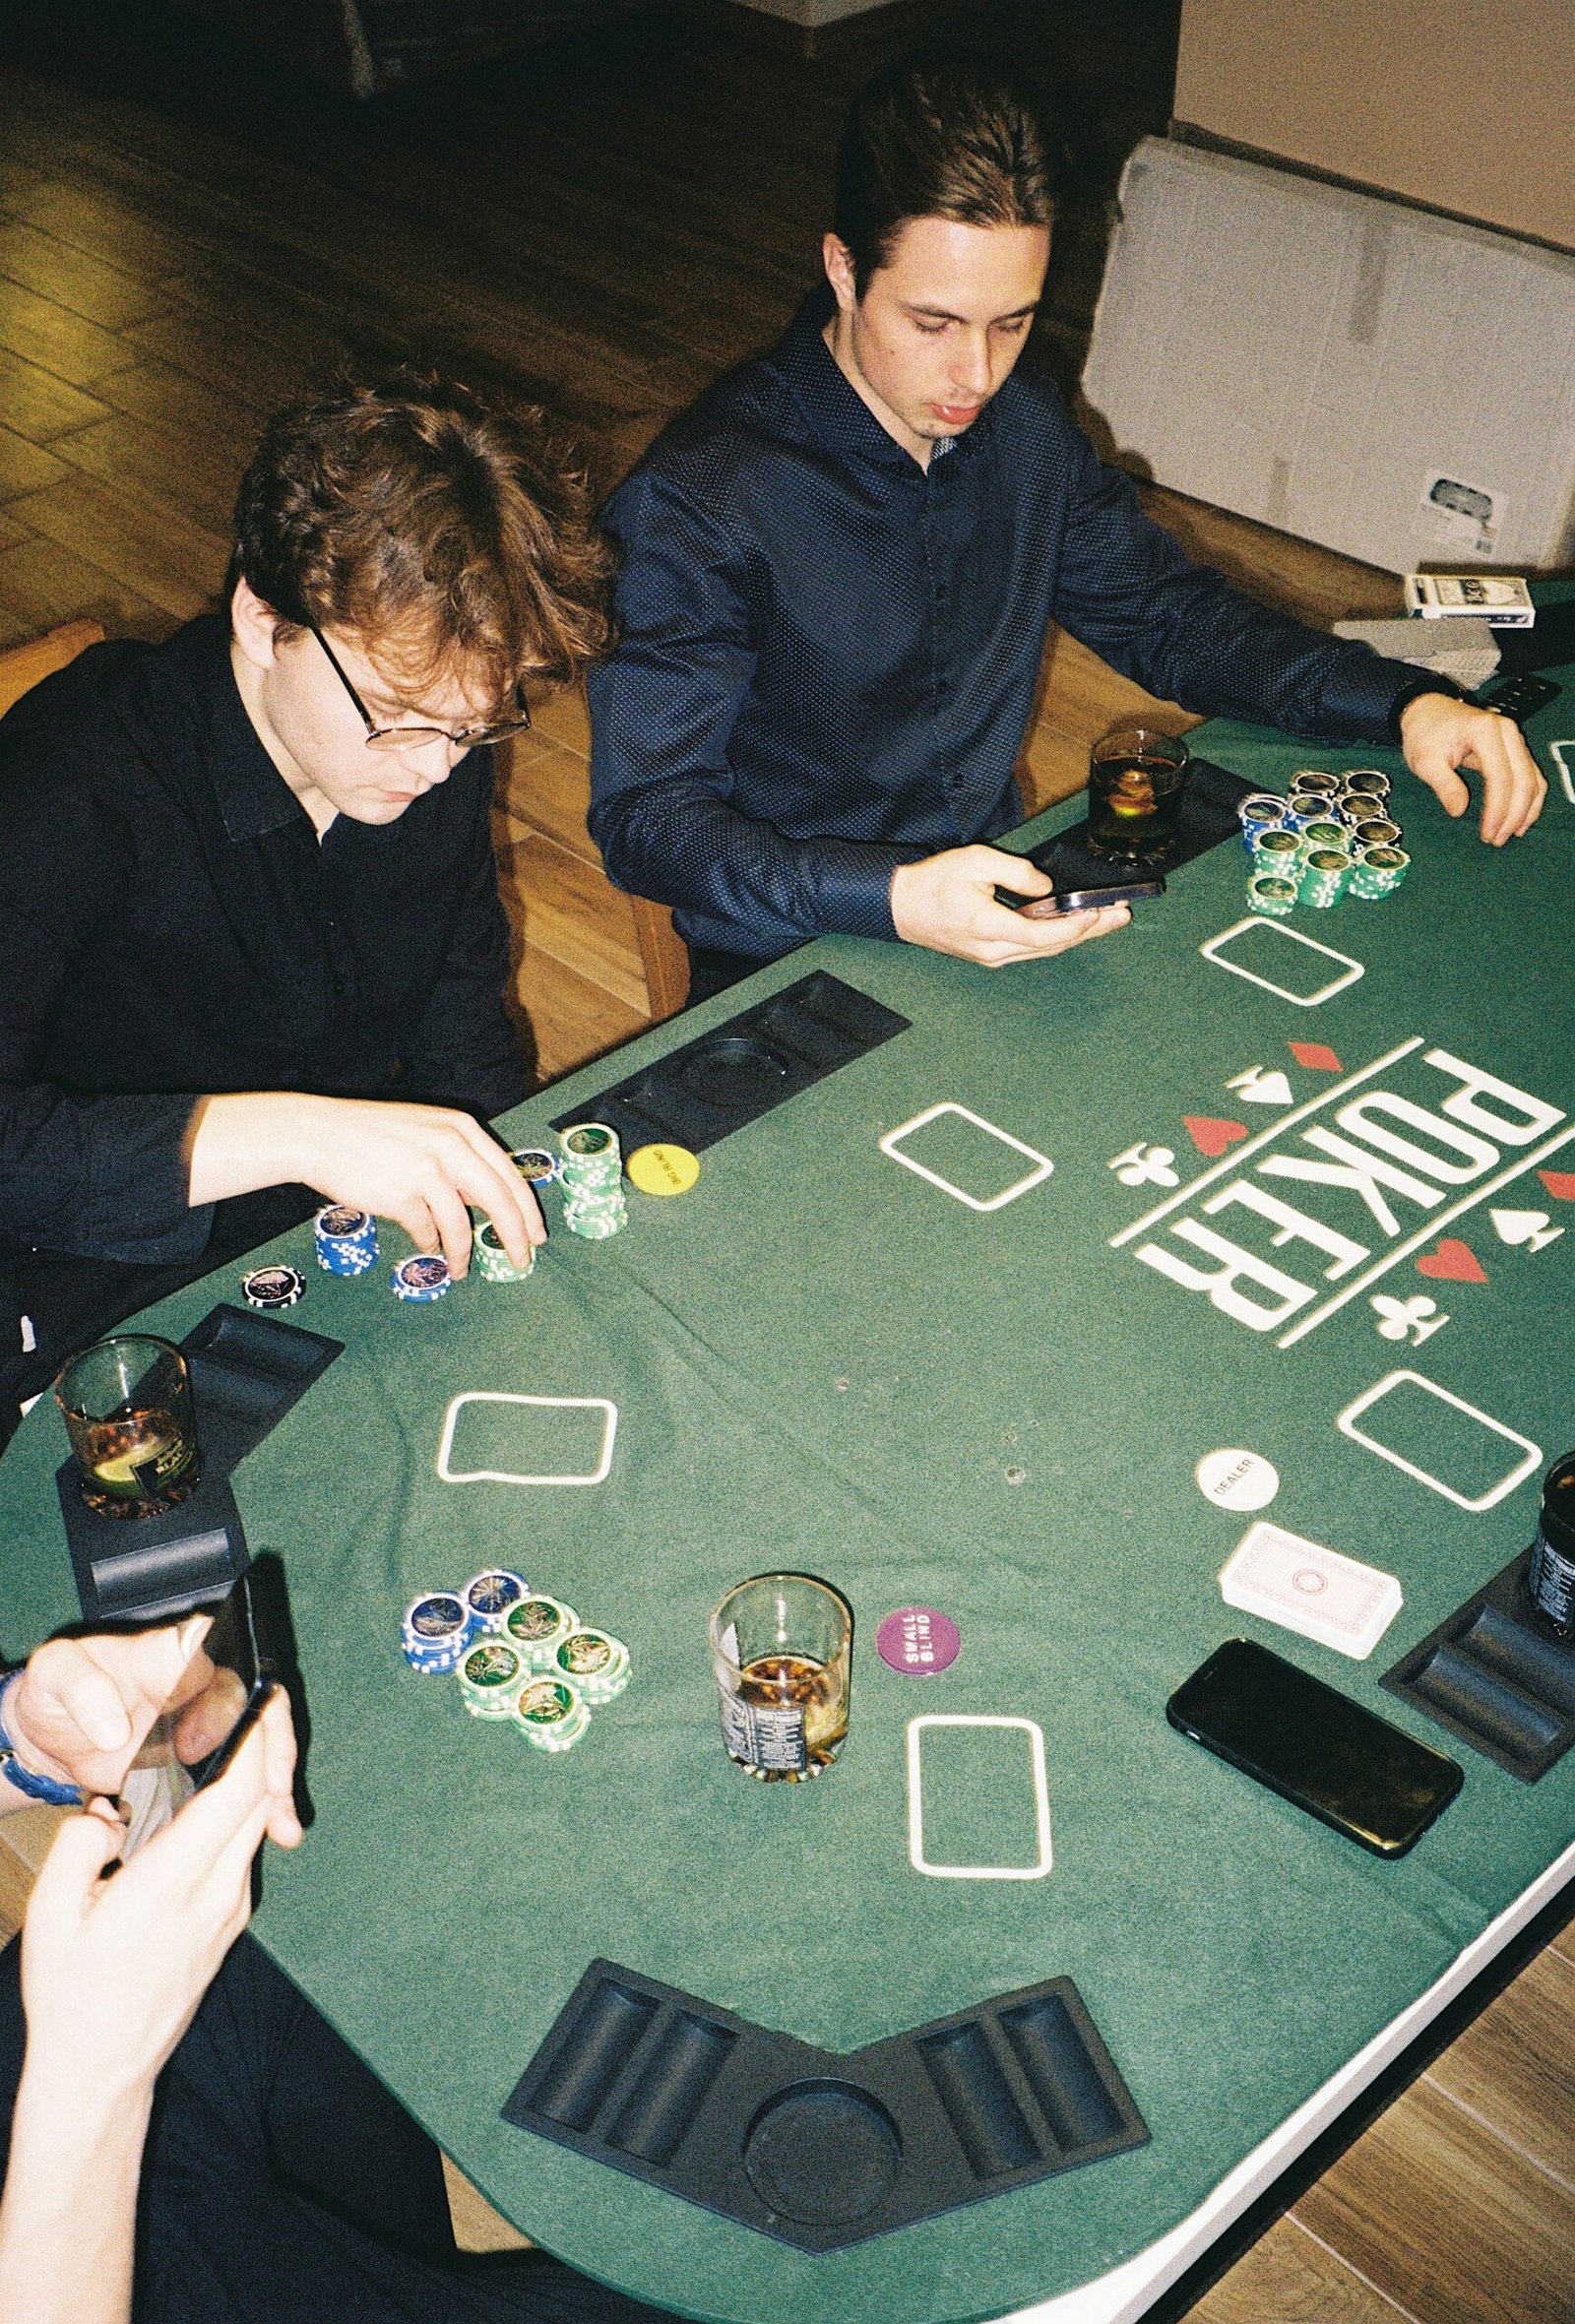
56, 1335, 201, 1518
1087, 726, 1190, 861
710, 1574, 851, 1780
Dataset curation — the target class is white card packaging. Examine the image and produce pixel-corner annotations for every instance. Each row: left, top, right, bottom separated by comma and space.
1219, 1521, 1403, 1661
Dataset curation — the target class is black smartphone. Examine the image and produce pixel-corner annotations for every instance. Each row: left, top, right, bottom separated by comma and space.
1166, 1638, 1463, 1858
120, 1568, 276, 1851
994, 873, 1166, 916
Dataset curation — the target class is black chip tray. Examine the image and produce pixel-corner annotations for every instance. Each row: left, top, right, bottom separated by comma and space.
504, 1960, 1148, 2250
551, 970, 910, 1157
1382, 1548, 1575, 1783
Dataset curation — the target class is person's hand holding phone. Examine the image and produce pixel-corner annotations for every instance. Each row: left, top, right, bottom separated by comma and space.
4, 1622, 220, 1803
18, 1688, 300, 2104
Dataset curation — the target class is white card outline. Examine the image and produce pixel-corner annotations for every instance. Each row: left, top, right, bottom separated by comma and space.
880, 1102, 1053, 1213
1336, 1370, 1542, 1512
1548, 740, 1575, 807
1199, 918, 1365, 1008
906, 1715, 1052, 1881
436, 1392, 618, 1487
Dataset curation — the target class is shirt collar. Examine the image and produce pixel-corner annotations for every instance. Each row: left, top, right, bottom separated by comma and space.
193, 616, 323, 846
772, 283, 989, 475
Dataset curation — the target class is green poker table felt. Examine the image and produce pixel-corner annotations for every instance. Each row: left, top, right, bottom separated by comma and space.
3, 673, 1574, 2324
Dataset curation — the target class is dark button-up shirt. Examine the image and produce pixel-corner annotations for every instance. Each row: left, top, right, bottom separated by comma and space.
0, 615, 524, 1281
588, 285, 1427, 960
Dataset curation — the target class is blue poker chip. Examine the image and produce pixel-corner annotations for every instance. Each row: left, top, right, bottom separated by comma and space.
401, 1590, 477, 1672
463, 1570, 528, 1630
315, 1205, 380, 1274
392, 1254, 452, 1302
510, 1147, 560, 1185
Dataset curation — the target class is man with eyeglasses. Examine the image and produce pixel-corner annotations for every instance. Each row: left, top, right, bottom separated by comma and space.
0, 369, 613, 1439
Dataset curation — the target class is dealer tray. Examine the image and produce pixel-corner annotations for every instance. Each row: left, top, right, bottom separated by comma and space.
504, 1960, 1148, 2250
550, 971, 910, 1157
57, 1303, 343, 1624
1025, 757, 1257, 891
1381, 1548, 1575, 1782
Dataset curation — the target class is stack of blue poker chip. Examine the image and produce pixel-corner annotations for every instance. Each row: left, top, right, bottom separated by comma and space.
391, 1254, 452, 1302
315, 1205, 380, 1276
402, 1592, 478, 1674
1236, 793, 1288, 855
463, 1569, 529, 1633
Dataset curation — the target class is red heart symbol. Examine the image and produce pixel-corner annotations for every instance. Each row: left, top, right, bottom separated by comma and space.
1184, 1115, 1249, 1159
1289, 1041, 1342, 1072
1417, 1238, 1487, 1285
1540, 1170, 1575, 1203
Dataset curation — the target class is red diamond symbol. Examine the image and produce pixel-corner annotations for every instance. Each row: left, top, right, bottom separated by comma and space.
1540, 1170, 1575, 1202
1289, 1041, 1343, 1072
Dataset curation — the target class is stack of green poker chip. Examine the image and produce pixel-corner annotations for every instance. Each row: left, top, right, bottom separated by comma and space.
512, 1674, 591, 1751
558, 1122, 628, 1239
1249, 826, 1301, 870
1246, 871, 1297, 917
1296, 847, 1353, 907
457, 1638, 526, 1720
1297, 819, 1350, 854
552, 1628, 631, 1703
473, 1219, 535, 1282
503, 1596, 581, 1669
1350, 844, 1410, 899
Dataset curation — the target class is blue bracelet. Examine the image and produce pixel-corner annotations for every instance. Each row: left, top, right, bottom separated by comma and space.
0, 1668, 86, 1808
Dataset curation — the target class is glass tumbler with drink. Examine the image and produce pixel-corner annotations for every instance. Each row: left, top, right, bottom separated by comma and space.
1087, 726, 1190, 861
710, 1573, 852, 1780
55, 1334, 202, 1518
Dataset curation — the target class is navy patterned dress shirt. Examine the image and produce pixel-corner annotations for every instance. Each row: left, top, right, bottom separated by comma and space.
589, 284, 1428, 962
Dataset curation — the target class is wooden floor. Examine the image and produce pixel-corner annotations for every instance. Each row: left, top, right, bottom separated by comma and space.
0, 5, 1571, 2317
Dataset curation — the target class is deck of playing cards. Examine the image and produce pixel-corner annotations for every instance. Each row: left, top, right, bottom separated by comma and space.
1219, 1522, 1403, 1661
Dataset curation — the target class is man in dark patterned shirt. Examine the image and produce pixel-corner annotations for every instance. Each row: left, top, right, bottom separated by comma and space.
589, 52, 1544, 1002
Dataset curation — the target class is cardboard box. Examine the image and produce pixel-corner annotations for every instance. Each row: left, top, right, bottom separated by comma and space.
1082, 138, 1575, 575
1173, 0, 1575, 255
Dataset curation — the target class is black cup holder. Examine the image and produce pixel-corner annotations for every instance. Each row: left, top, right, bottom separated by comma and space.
56, 1304, 343, 1623
677, 1035, 793, 1115
1383, 1547, 1575, 1781
742, 2079, 904, 2227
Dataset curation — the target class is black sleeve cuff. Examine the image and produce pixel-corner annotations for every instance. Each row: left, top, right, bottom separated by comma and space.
1386, 672, 1465, 743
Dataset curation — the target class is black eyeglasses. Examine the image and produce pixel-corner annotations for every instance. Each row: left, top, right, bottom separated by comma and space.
310, 625, 531, 751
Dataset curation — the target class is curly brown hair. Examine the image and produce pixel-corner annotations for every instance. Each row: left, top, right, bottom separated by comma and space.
227, 367, 615, 715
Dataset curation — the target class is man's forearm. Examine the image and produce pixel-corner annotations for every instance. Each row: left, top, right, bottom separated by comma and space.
183, 1091, 314, 1208
0, 2067, 149, 2324
593, 781, 906, 951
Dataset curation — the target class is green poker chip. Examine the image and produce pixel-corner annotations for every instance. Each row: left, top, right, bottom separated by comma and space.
1246, 872, 1297, 917
458, 1638, 524, 1718
1350, 844, 1410, 899
504, 1598, 580, 1666
474, 1219, 535, 1282
512, 1675, 591, 1750
553, 1629, 630, 1702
